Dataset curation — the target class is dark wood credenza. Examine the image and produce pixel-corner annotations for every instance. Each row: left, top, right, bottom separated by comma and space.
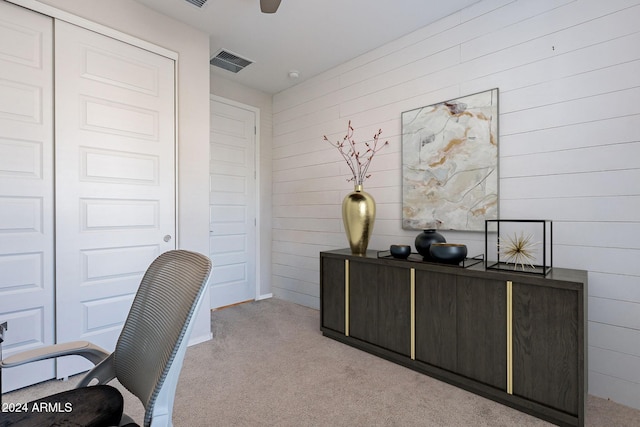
320, 249, 587, 427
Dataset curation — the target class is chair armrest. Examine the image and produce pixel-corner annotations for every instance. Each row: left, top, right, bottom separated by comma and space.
0, 341, 109, 368
76, 353, 116, 388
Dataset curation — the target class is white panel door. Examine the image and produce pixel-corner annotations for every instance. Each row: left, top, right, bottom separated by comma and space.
0, 1, 55, 392
209, 99, 256, 308
54, 21, 176, 378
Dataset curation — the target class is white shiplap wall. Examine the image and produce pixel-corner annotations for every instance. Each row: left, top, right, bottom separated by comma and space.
271, 0, 640, 409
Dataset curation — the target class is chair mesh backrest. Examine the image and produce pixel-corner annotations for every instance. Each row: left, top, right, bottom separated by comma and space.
113, 250, 211, 426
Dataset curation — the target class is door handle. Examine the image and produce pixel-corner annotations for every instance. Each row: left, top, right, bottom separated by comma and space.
163, 235, 172, 242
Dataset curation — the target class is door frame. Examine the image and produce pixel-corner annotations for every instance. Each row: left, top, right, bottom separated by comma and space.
7, 0, 177, 60
209, 95, 262, 305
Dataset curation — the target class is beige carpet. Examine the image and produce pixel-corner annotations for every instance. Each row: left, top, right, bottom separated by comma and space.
3, 298, 640, 426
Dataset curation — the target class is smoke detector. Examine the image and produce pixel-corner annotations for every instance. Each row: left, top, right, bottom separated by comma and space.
210, 49, 253, 74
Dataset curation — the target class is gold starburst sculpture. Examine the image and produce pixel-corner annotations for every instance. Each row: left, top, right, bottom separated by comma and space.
498, 232, 539, 271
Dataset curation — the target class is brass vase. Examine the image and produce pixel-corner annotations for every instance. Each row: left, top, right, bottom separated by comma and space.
342, 184, 376, 255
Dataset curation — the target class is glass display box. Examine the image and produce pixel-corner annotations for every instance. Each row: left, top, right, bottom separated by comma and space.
485, 219, 552, 276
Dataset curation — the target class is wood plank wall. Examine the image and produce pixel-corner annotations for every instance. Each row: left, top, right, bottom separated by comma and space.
271, 0, 640, 409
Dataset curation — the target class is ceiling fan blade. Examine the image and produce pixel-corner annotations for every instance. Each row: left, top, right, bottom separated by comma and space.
260, 0, 281, 13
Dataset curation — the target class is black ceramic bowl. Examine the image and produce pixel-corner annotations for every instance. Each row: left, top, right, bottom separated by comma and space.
390, 244, 411, 259
429, 243, 467, 265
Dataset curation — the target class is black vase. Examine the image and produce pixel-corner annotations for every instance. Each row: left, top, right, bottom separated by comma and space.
415, 229, 446, 260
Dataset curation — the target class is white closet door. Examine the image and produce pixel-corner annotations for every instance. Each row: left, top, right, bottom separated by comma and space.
54, 21, 176, 377
0, 1, 55, 392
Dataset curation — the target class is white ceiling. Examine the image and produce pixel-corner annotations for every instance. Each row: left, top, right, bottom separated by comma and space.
134, 0, 480, 94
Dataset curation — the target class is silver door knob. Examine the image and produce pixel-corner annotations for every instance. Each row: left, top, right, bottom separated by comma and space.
163, 235, 172, 242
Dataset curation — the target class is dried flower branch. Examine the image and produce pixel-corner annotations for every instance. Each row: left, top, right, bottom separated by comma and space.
323, 120, 389, 185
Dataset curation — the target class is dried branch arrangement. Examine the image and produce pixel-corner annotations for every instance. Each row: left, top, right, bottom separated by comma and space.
323, 120, 389, 185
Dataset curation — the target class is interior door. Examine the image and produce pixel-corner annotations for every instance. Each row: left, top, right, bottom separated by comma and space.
54, 21, 176, 378
209, 99, 256, 308
0, 1, 55, 392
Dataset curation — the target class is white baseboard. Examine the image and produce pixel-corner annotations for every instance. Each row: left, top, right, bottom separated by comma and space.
256, 293, 273, 301
188, 332, 213, 347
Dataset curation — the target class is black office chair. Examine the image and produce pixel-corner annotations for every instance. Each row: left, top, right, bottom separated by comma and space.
0, 250, 211, 427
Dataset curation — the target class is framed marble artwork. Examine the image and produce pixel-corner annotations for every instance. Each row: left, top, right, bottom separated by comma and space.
402, 88, 499, 231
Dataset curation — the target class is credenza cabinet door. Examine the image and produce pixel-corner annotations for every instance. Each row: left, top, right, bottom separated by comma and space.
456, 275, 507, 390
348, 260, 377, 344
414, 271, 457, 371
349, 260, 411, 356
512, 282, 581, 415
320, 256, 345, 334
376, 264, 411, 355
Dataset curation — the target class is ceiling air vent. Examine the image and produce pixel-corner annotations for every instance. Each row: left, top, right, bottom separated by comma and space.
185, 0, 208, 7
210, 49, 253, 74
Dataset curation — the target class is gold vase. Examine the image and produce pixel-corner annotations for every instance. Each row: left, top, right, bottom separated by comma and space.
342, 184, 376, 255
